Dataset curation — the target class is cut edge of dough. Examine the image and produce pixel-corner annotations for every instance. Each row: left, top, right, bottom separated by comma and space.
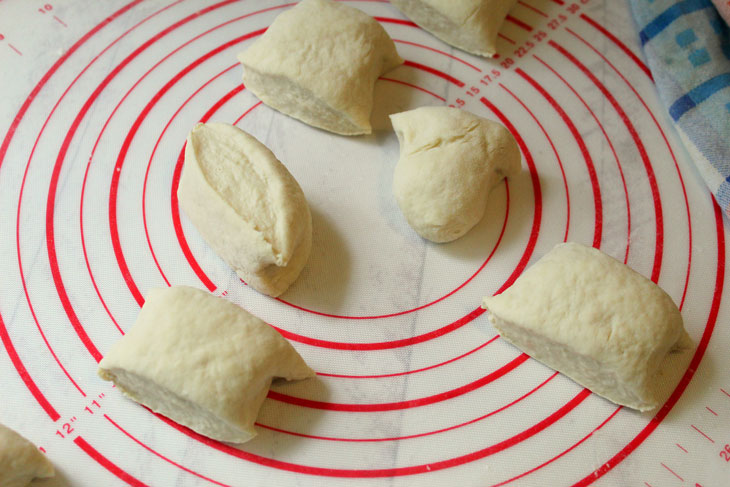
484, 309, 660, 411
98, 366, 258, 444
241, 64, 371, 136
237, 209, 313, 297
179, 132, 278, 268
179, 125, 313, 297
187, 123, 286, 263
186, 122, 311, 268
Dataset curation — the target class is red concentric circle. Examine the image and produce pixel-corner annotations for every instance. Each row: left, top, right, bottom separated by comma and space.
0, 1, 721, 486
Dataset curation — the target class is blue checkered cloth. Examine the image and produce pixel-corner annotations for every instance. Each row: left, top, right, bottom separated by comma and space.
629, 0, 730, 215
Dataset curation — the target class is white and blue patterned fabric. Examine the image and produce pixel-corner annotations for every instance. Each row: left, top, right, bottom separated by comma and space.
629, 0, 730, 215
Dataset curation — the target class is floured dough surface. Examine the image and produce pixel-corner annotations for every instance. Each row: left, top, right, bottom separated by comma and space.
238, 0, 403, 135
391, 106, 520, 243
178, 122, 312, 297
482, 242, 690, 411
98, 286, 315, 443
390, 0, 518, 57
0, 423, 54, 487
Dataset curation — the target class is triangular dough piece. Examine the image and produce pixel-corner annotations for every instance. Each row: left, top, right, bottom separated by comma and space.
238, 0, 403, 135
482, 242, 690, 411
0, 423, 54, 487
391, 0, 517, 57
99, 286, 315, 443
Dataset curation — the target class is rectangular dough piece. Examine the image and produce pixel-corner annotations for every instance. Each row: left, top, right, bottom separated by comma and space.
390, 0, 518, 57
482, 242, 690, 411
99, 286, 314, 443
238, 0, 403, 135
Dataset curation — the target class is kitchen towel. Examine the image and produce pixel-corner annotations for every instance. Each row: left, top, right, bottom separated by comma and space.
629, 0, 730, 215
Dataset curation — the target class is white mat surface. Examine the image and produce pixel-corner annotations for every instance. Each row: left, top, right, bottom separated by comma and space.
0, 1, 728, 485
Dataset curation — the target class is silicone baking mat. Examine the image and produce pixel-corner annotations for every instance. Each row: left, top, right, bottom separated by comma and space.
1, 0, 728, 485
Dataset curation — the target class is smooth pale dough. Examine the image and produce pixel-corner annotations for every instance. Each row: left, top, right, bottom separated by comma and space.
237, 0, 403, 135
98, 286, 315, 443
390, 0, 518, 57
391, 106, 520, 243
0, 423, 54, 487
482, 242, 690, 411
178, 122, 311, 297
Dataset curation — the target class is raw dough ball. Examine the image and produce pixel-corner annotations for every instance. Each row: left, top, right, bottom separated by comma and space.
0, 423, 54, 487
482, 242, 690, 411
391, 106, 520, 243
390, 0, 517, 57
238, 0, 403, 135
98, 286, 315, 444
178, 122, 312, 297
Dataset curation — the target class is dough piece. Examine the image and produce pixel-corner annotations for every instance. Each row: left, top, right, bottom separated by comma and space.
391, 106, 520, 243
482, 242, 690, 411
178, 122, 312, 297
238, 0, 403, 135
390, 0, 517, 57
0, 423, 54, 487
98, 286, 315, 444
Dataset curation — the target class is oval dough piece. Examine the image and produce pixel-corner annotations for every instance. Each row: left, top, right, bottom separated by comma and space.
238, 0, 403, 135
390, 0, 518, 57
391, 106, 520, 243
98, 286, 315, 444
482, 242, 690, 411
0, 423, 54, 487
178, 122, 312, 297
